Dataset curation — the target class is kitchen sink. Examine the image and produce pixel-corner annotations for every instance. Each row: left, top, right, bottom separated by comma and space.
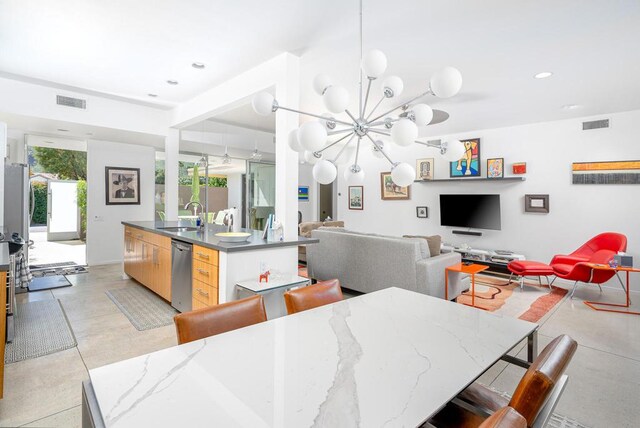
159, 226, 199, 232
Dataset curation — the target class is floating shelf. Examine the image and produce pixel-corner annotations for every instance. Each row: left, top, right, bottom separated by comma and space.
414, 177, 526, 183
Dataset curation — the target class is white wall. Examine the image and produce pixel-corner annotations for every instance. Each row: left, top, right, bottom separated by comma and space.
227, 173, 243, 211
337, 109, 640, 291
298, 163, 318, 223
0, 122, 6, 228
86, 140, 155, 265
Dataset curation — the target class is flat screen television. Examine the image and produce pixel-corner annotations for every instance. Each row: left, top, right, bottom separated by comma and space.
439, 194, 501, 230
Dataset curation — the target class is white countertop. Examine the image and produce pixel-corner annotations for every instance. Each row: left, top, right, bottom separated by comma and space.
89, 287, 537, 428
236, 274, 309, 293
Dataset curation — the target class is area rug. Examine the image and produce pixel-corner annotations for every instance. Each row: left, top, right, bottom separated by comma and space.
30, 262, 88, 278
5, 300, 77, 364
456, 275, 567, 322
27, 275, 72, 292
106, 286, 178, 331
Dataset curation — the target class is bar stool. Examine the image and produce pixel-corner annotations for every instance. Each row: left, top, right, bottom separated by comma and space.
283, 279, 343, 314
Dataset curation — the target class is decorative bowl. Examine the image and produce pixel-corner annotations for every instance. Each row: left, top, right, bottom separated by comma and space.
215, 232, 252, 243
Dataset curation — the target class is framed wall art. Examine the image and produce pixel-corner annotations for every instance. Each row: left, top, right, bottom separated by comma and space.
348, 186, 363, 210
487, 158, 504, 178
298, 186, 309, 201
525, 194, 549, 213
416, 206, 428, 218
380, 172, 411, 200
450, 138, 481, 178
105, 167, 140, 205
572, 160, 640, 184
415, 158, 434, 180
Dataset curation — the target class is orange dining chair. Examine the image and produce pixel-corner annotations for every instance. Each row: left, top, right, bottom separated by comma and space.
173, 295, 267, 345
283, 279, 343, 314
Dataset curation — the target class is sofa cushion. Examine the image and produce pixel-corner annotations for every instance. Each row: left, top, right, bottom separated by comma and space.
323, 221, 344, 228
299, 221, 345, 237
403, 235, 442, 257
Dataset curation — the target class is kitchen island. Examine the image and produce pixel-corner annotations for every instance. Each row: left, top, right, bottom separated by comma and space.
122, 221, 317, 312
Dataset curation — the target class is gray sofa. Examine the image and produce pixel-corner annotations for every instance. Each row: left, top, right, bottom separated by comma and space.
307, 228, 469, 299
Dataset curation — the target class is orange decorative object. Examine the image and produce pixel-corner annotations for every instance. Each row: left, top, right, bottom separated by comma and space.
512, 162, 527, 174
445, 263, 490, 309
582, 264, 640, 315
259, 271, 270, 283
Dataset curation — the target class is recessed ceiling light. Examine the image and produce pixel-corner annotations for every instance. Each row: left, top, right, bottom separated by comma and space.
562, 104, 580, 110
57, 128, 69, 132
534, 71, 553, 79
166, 80, 179, 85
148, 93, 158, 98
192, 62, 205, 69
86, 132, 93, 136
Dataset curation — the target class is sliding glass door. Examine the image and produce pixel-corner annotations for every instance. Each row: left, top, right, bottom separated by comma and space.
245, 161, 275, 230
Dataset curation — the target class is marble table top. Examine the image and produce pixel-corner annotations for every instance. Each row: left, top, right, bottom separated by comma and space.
89, 287, 537, 428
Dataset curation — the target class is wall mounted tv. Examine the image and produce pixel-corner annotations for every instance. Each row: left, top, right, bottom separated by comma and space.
439, 194, 501, 230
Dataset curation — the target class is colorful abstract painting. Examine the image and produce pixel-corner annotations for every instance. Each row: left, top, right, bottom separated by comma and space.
572, 161, 640, 184
450, 138, 481, 177
298, 186, 309, 201
487, 158, 504, 178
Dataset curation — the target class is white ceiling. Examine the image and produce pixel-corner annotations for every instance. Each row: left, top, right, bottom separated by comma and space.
1, 0, 639, 136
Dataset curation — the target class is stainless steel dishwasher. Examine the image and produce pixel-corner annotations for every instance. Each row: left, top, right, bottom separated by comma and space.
171, 240, 192, 313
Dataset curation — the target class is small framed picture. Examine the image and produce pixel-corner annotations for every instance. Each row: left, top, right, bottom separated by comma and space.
298, 186, 309, 202
513, 162, 527, 174
487, 158, 504, 179
416, 206, 428, 218
348, 186, 364, 210
415, 158, 434, 180
525, 194, 550, 213
380, 172, 411, 200
450, 138, 481, 178
105, 167, 140, 205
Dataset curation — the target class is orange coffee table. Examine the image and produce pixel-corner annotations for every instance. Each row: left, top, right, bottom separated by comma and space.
445, 262, 489, 308
582, 263, 640, 316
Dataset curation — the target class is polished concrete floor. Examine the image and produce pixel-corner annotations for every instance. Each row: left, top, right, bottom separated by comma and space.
0, 264, 638, 427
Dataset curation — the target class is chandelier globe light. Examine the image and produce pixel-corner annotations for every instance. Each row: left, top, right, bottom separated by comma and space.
252, 0, 465, 187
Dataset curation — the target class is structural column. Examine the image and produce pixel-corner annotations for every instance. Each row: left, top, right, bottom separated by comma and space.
274, 54, 300, 240
164, 128, 180, 221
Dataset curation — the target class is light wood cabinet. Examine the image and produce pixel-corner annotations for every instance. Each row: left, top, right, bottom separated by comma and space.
1, 270, 6, 399
191, 245, 219, 309
123, 227, 172, 302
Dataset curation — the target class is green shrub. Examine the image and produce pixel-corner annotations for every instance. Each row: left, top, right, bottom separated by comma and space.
77, 180, 87, 240
31, 182, 47, 225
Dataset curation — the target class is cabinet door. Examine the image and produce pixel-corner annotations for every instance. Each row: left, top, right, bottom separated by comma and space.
124, 234, 135, 277
140, 242, 154, 289
155, 247, 172, 301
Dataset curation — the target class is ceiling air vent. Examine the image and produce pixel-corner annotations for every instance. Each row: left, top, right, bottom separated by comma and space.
582, 119, 609, 130
56, 95, 86, 109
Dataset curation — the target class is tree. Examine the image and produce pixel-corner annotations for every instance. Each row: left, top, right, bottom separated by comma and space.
32, 147, 87, 180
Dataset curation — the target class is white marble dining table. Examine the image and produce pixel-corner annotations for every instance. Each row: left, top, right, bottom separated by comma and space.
82, 287, 538, 428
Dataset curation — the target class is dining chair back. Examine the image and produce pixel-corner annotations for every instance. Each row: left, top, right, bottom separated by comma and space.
479, 407, 526, 428
173, 295, 267, 345
284, 279, 343, 314
508, 335, 577, 426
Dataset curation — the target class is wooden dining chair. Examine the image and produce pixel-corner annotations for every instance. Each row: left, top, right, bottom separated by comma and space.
431, 334, 577, 428
478, 407, 526, 428
283, 279, 343, 314
173, 295, 267, 345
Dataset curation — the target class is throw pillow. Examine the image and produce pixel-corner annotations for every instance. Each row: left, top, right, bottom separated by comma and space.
403, 235, 442, 257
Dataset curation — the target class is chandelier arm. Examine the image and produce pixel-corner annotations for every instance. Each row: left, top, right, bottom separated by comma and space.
368, 89, 432, 123
367, 118, 399, 127
345, 109, 359, 123
365, 96, 385, 121
315, 132, 355, 153
365, 133, 396, 166
361, 78, 373, 118
332, 134, 357, 163
368, 128, 391, 137
415, 140, 442, 149
276, 105, 353, 126
327, 128, 355, 136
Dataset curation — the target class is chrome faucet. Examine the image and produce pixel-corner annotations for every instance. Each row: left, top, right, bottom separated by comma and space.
184, 202, 204, 226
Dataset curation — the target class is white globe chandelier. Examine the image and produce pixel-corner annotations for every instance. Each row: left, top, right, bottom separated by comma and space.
252, 0, 466, 187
